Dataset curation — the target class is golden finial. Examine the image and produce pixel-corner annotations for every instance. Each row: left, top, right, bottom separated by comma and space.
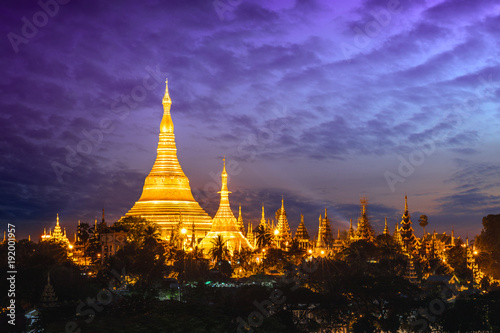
162, 79, 172, 105
405, 194, 408, 212
56, 213, 60, 226
160, 79, 174, 133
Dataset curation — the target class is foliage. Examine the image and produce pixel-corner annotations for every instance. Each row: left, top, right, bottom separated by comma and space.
255, 223, 274, 249
419, 214, 429, 235
0, 240, 98, 308
100, 218, 168, 289
208, 235, 230, 263
445, 244, 469, 281
474, 214, 500, 279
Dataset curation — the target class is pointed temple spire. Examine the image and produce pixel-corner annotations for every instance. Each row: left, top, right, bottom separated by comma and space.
294, 214, 310, 249
400, 195, 417, 253
383, 217, 389, 235
40, 272, 58, 308
125, 80, 211, 237
237, 205, 245, 233
247, 222, 255, 247
51, 213, 68, 243
348, 218, 354, 240
102, 208, 105, 225
199, 158, 252, 252
316, 209, 334, 249
260, 204, 266, 228
355, 197, 374, 241
276, 197, 292, 249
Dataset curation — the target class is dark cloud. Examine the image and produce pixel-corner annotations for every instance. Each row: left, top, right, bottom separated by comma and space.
1, 0, 499, 239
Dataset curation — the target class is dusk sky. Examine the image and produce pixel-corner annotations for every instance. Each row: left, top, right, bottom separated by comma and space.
1, 0, 499, 240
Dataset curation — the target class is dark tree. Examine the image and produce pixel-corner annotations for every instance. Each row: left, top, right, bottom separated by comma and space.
475, 214, 500, 279
419, 214, 428, 235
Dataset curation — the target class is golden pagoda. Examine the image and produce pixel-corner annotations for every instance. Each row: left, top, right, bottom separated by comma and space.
125, 80, 212, 240
294, 214, 310, 249
383, 217, 390, 236
41, 214, 69, 244
276, 198, 292, 248
199, 158, 253, 252
316, 208, 334, 248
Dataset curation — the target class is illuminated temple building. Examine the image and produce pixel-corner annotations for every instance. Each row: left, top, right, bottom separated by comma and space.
199, 159, 253, 252
40, 214, 69, 244
125, 80, 212, 240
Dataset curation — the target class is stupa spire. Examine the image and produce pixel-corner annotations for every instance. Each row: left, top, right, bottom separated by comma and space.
125, 79, 211, 236
199, 158, 252, 251
260, 204, 266, 227
383, 217, 389, 235
160, 79, 174, 133
237, 205, 245, 233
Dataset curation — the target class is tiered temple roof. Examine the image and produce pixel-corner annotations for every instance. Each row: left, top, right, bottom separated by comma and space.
399, 195, 418, 253
355, 197, 374, 241
276, 198, 292, 248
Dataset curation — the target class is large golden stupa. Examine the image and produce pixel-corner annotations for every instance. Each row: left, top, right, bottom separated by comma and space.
125, 80, 212, 239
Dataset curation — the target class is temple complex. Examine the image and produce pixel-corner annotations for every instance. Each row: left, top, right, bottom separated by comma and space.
29, 80, 494, 289
125, 81, 212, 240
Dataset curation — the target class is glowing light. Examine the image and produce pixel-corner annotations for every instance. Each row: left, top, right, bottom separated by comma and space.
68, 244, 73, 249
308, 249, 312, 254
274, 229, 279, 235
474, 251, 478, 255
321, 250, 325, 255
181, 228, 187, 234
